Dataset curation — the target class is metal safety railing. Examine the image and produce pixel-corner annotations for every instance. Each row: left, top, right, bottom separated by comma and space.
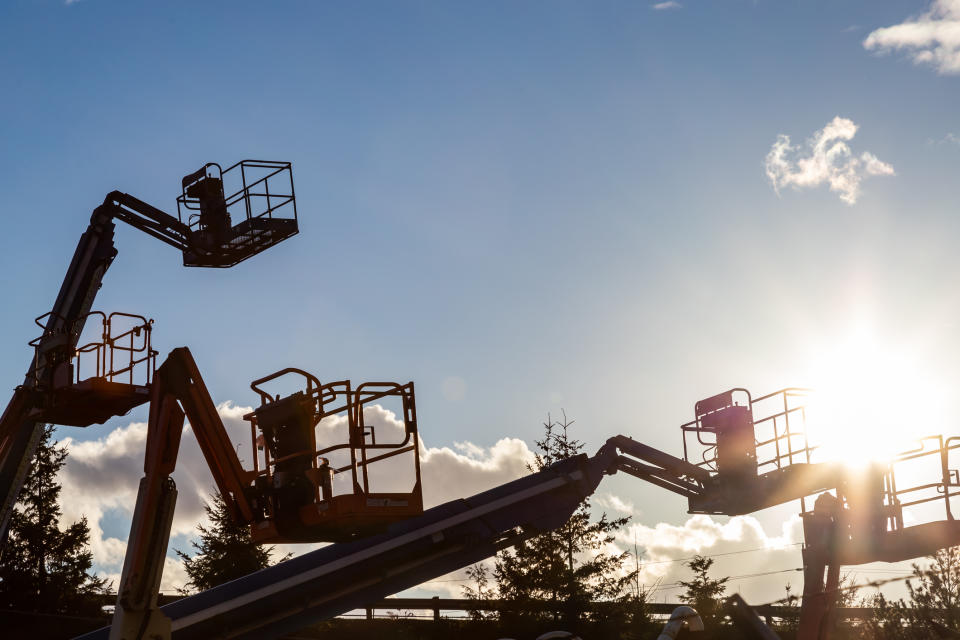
843, 435, 960, 532
28, 310, 156, 388
177, 159, 297, 239
681, 387, 815, 475
246, 370, 421, 506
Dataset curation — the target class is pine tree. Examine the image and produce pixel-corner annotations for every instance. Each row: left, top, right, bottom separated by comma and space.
0, 425, 108, 615
678, 555, 729, 626
461, 563, 495, 620
864, 546, 960, 639
905, 546, 960, 630
175, 492, 287, 593
493, 413, 640, 630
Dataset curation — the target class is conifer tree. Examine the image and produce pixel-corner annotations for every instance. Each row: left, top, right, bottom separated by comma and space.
493, 414, 640, 629
0, 425, 108, 615
905, 546, 960, 630
863, 546, 960, 639
678, 555, 729, 625
176, 492, 287, 593
461, 563, 495, 620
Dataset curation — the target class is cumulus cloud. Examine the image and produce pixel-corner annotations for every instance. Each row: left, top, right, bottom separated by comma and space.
59, 402, 256, 591
863, 0, 960, 74
621, 514, 806, 602
58, 403, 534, 592
412, 513, 808, 603
651, 1, 682, 9
764, 116, 895, 205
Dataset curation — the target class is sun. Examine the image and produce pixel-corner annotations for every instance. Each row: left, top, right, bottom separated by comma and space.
801, 325, 948, 468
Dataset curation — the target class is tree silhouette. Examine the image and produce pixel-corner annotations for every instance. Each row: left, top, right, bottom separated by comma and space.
461, 563, 495, 620
493, 413, 641, 631
176, 492, 288, 593
0, 425, 108, 615
863, 546, 960, 639
678, 554, 728, 625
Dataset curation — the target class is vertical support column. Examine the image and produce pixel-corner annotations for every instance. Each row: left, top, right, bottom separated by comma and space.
110, 477, 177, 640
821, 556, 841, 637
798, 545, 828, 640
798, 492, 842, 640
109, 374, 185, 640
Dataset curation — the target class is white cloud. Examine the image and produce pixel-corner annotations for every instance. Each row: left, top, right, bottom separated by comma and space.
59, 402, 257, 591
58, 403, 534, 592
620, 514, 806, 603
863, 0, 960, 74
651, 1, 682, 10
594, 492, 639, 516
412, 513, 808, 604
764, 116, 895, 205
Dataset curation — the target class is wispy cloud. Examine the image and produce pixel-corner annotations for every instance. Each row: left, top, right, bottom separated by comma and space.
764, 116, 895, 205
863, 0, 960, 74
651, 1, 682, 10
930, 132, 960, 146
595, 492, 639, 516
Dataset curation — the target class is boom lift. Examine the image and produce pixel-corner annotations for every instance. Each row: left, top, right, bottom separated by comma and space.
798, 435, 960, 639
0, 159, 298, 550
111, 348, 425, 639
76, 386, 841, 639
614, 387, 844, 516
245, 368, 423, 542
87, 384, 960, 640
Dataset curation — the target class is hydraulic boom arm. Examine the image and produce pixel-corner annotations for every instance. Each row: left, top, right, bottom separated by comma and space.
0, 160, 297, 551
82, 429, 823, 639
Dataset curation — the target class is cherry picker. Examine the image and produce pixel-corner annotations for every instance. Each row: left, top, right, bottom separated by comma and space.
8, 162, 960, 640
0, 159, 299, 551
84, 383, 960, 640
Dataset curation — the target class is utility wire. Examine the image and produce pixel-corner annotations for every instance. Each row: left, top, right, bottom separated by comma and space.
422, 543, 805, 584
740, 572, 920, 610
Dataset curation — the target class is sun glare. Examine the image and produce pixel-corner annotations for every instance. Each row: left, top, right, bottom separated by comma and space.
802, 327, 948, 469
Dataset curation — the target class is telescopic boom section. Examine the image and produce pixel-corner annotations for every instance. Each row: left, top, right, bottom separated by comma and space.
0, 211, 118, 547
153, 348, 256, 521
111, 347, 256, 640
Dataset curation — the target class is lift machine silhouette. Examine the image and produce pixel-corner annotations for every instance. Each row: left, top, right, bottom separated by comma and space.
4, 162, 959, 640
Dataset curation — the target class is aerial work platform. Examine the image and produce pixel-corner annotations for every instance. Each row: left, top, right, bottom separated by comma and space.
0, 157, 300, 563
10, 157, 960, 640
176, 160, 298, 267
77, 451, 606, 640
24, 311, 156, 428
245, 370, 423, 543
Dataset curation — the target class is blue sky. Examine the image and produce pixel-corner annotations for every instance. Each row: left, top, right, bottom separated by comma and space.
2, 0, 960, 603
